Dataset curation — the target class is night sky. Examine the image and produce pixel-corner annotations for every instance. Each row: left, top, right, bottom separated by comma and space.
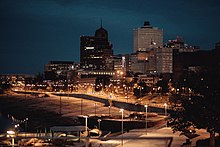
1, 0, 220, 74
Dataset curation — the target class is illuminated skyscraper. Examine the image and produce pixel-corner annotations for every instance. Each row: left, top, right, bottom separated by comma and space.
80, 25, 113, 70
133, 21, 163, 52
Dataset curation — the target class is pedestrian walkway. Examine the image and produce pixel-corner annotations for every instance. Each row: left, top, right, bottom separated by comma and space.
95, 127, 210, 147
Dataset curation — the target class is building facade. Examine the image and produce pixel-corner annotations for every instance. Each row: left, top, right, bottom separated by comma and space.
80, 26, 113, 70
130, 52, 148, 74
133, 21, 163, 52
165, 37, 199, 52
113, 54, 131, 75
155, 47, 173, 74
130, 47, 172, 75
44, 61, 76, 80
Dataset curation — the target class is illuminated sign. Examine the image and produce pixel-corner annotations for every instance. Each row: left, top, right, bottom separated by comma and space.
85, 47, 94, 50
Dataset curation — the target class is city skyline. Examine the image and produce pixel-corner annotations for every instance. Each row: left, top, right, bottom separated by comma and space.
1, 0, 220, 74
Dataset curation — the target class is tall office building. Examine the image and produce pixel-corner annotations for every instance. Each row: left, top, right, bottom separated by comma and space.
80, 25, 113, 70
44, 61, 75, 80
155, 47, 173, 74
133, 21, 163, 52
113, 54, 131, 75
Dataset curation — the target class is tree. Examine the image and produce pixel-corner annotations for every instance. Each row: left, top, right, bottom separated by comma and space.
95, 76, 110, 92
156, 79, 169, 94
0, 82, 10, 90
133, 80, 148, 98
169, 67, 220, 146
44, 71, 57, 81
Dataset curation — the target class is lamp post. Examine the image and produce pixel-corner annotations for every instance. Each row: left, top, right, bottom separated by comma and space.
164, 103, 167, 116
15, 124, 19, 132
83, 116, 88, 135
81, 99, 83, 115
108, 106, 111, 117
145, 105, 148, 134
14, 124, 19, 137
97, 119, 101, 130
94, 103, 97, 116
25, 117, 28, 137
120, 109, 124, 145
24, 81, 26, 99
59, 94, 62, 114
164, 103, 167, 127
92, 84, 94, 94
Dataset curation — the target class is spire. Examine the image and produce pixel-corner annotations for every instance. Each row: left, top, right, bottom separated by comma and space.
95, 18, 108, 39
101, 18, 103, 28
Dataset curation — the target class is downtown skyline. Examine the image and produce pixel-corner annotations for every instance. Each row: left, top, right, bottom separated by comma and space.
1, 0, 220, 74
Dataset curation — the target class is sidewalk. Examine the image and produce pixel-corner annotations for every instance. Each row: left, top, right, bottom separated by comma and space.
98, 127, 210, 147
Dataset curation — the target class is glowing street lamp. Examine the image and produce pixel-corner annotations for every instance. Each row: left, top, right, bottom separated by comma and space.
81, 99, 83, 115
97, 119, 102, 130
59, 94, 62, 114
108, 106, 111, 116
145, 105, 148, 134
94, 103, 97, 116
14, 124, 19, 129
25, 117, 28, 137
120, 109, 124, 145
83, 116, 88, 135
14, 124, 19, 134
164, 103, 167, 116
164, 103, 167, 127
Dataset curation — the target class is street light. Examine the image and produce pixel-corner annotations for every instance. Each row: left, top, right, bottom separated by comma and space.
97, 119, 102, 130
81, 99, 83, 115
145, 105, 148, 134
94, 103, 97, 116
25, 117, 28, 137
83, 116, 88, 135
15, 124, 19, 135
59, 94, 62, 114
108, 106, 111, 117
164, 103, 167, 127
164, 103, 167, 116
120, 109, 124, 145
